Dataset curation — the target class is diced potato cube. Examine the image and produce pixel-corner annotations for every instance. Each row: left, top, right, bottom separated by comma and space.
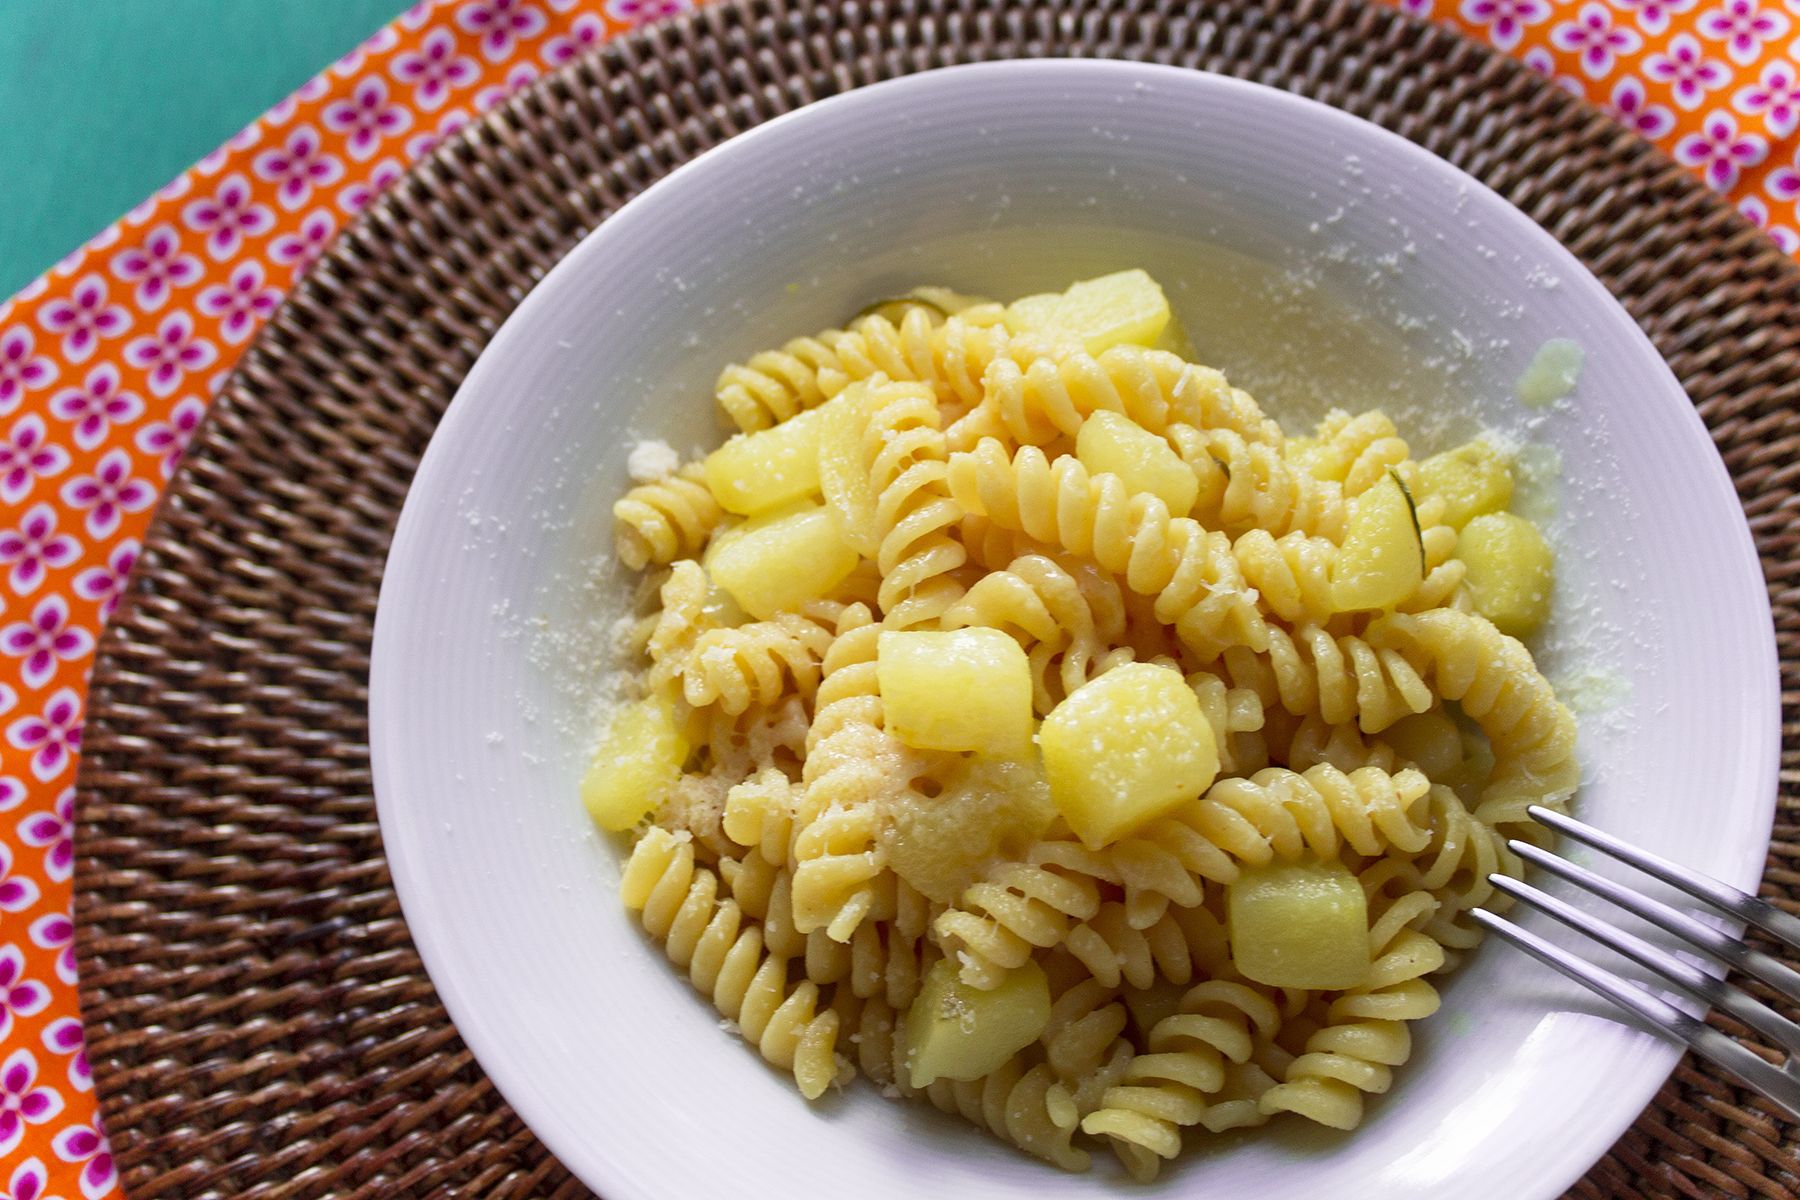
706, 503, 858, 619
815, 382, 884, 557
906, 958, 1051, 1087
1382, 709, 1464, 779
1039, 662, 1219, 849
878, 628, 1032, 754
1460, 512, 1554, 637
703, 404, 828, 515
1002, 270, 1171, 355
1330, 471, 1424, 612
884, 753, 1056, 903
1228, 861, 1371, 990
1417, 440, 1514, 530
1076, 410, 1199, 514
581, 697, 689, 831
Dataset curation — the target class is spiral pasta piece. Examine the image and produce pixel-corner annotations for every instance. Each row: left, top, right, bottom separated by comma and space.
1081, 980, 1282, 1180
921, 1057, 1092, 1172
934, 858, 1104, 989
946, 439, 1268, 662
1364, 608, 1579, 831
1220, 622, 1436, 734
1302, 409, 1412, 498
866, 381, 969, 628
825, 307, 1021, 413
1409, 784, 1522, 955
722, 766, 799, 867
946, 344, 1277, 451
1198, 763, 1433, 863
622, 827, 843, 1098
680, 603, 840, 715
1171, 425, 1350, 541
644, 560, 713, 689
1231, 528, 1339, 625
612, 462, 726, 570
1257, 875, 1444, 1129
1065, 903, 1196, 991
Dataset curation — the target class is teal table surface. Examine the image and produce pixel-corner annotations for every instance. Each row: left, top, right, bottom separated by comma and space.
0, 0, 410, 299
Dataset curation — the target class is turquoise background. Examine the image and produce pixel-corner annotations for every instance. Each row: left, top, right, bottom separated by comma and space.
0, 1, 409, 299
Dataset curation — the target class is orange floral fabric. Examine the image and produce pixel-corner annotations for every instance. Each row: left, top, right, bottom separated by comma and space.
0, 0, 1792, 1194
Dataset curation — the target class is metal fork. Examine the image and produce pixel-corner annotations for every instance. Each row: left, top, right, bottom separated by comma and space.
1470, 805, 1800, 1120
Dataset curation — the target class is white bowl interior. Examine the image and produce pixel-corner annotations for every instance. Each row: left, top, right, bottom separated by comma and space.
371, 61, 1779, 1200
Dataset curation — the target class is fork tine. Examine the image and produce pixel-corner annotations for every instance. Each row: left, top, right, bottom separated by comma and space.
1509, 839, 1800, 1008
1529, 806, 1800, 954
1470, 909, 1800, 1122
1490, 873, 1800, 1058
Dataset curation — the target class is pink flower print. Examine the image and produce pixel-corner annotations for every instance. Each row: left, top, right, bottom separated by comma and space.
7, 688, 81, 782
270, 209, 338, 272
2, 1156, 63, 1200
323, 77, 413, 161
3, 597, 94, 690
253, 125, 345, 211
1645, 34, 1733, 109
18, 789, 73, 884
28, 914, 74, 987
38, 277, 130, 365
137, 398, 206, 479
51, 1120, 114, 1200
1550, 3, 1644, 78
49, 364, 144, 454
1608, 76, 1678, 137
1609, 0, 1699, 35
0, 506, 80, 596
1767, 146, 1800, 211
73, 540, 137, 623
124, 312, 217, 400
459, 0, 548, 60
0, 1052, 62, 1158
0, 844, 38, 916
544, 13, 606, 66
400, 1, 437, 28
339, 159, 406, 215
1698, 0, 1789, 64
0, 777, 24, 814
182, 174, 277, 260
1734, 59, 1800, 136
41, 1019, 91, 1093
1675, 111, 1768, 190
1398, 0, 1434, 15
405, 109, 472, 161
0, 946, 49, 1043
108, 225, 203, 311
0, 417, 69, 506
604, 0, 692, 27
476, 63, 541, 112
61, 451, 155, 541
0, 328, 56, 417
197, 262, 282, 345
393, 29, 481, 110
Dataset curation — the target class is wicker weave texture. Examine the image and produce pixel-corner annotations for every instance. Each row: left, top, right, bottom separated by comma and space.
73, 1, 1800, 1196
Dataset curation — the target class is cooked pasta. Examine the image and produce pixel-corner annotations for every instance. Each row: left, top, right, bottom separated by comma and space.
588, 270, 1578, 1179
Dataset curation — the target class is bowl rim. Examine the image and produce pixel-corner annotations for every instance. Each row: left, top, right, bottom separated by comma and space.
371, 56, 1782, 1200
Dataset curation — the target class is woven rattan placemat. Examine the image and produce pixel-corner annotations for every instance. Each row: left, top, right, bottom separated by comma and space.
72, 0, 1800, 1196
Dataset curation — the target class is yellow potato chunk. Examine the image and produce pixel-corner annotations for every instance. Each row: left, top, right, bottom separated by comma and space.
702, 404, 828, 515
581, 697, 689, 832
906, 958, 1051, 1087
884, 754, 1056, 904
1330, 471, 1424, 612
1002, 269, 1171, 354
1039, 662, 1219, 850
706, 503, 857, 620
1417, 440, 1514, 530
815, 382, 883, 557
1382, 709, 1464, 779
1460, 512, 1554, 637
878, 628, 1033, 754
1076, 410, 1199, 514
1228, 861, 1371, 990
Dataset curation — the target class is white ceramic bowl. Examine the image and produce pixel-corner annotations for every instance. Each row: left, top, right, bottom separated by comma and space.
370, 60, 1779, 1200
